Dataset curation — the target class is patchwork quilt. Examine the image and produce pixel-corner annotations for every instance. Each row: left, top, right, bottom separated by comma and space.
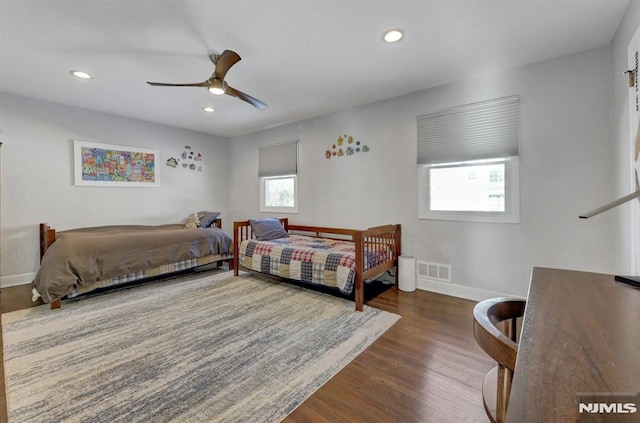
238, 235, 391, 294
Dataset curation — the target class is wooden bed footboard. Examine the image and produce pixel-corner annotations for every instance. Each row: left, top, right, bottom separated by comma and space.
39, 223, 56, 262
233, 219, 402, 311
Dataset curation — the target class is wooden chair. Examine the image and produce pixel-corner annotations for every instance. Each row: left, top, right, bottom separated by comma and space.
473, 297, 526, 423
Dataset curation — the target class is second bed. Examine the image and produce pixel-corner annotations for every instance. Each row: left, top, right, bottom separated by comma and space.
233, 218, 401, 311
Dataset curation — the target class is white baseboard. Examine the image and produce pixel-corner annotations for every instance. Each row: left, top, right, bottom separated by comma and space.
1, 273, 35, 289
416, 277, 519, 302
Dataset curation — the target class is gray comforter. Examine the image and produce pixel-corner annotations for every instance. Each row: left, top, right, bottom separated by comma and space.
32, 224, 233, 303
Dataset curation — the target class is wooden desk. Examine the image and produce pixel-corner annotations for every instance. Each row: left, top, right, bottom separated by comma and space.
507, 267, 640, 422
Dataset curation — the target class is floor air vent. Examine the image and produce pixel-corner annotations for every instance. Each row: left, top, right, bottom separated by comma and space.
417, 261, 452, 283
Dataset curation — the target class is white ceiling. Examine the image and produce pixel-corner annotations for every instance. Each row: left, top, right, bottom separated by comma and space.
0, 0, 630, 138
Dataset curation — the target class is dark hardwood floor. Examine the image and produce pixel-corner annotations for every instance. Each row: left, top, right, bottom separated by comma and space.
285, 287, 495, 423
0, 276, 493, 423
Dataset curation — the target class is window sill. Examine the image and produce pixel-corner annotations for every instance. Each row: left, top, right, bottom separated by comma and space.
419, 211, 519, 224
260, 208, 298, 214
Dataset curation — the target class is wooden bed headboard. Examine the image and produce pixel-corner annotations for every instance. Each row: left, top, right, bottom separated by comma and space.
38, 218, 223, 263
232, 218, 358, 242
233, 218, 290, 241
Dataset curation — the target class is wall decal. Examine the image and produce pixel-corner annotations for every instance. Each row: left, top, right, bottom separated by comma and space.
325, 134, 370, 159
166, 145, 204, 171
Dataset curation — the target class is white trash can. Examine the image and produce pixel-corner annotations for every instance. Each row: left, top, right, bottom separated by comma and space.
398, 255, 416, 292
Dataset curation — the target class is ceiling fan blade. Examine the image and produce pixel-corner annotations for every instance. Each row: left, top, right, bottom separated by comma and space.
225, 85, 267, 109
146, 81, 209, 87
212, 50, 241, 81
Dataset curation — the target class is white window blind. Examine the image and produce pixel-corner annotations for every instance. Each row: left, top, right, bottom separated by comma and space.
258, 140, 298, 177
417, 95, 519, 165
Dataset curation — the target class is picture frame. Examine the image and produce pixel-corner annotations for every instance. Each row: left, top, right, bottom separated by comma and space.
73, 140, 160, 187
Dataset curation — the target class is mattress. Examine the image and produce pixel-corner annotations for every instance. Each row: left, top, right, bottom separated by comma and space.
238, 234, 392, 294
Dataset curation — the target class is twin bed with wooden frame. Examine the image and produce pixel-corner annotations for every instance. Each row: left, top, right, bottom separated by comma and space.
35, 219, 233, 310
233, 218, 402, 311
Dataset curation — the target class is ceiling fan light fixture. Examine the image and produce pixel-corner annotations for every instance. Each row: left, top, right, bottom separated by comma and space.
70, 70, 92, 79
383, 29, 403, 43
208, 86, 225, 95
208, 79, 226, 95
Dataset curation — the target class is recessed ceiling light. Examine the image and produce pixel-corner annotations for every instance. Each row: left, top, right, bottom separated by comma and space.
202, 106, 215, 113
70, 70, 92, 79
383, 29, 403, 43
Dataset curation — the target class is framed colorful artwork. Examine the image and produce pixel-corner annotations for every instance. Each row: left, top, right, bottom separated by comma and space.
73, 140, 160, 187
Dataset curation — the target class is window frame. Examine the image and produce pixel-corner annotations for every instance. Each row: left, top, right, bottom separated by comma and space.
259, 174, 299, 214
418, 157, 520, 223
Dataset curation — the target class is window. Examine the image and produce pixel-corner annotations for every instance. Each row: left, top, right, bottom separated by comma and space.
258, 140, 298, 213
417, 96, 520, 223
260, 174, 298, 213
419, 158, 519, 222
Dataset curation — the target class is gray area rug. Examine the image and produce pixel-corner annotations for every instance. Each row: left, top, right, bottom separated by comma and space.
2, 272, 400, 422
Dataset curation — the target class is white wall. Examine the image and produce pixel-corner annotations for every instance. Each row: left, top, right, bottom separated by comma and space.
612, 0, 640, 275
228, 46, 614, 298
0, 93, 230, 287
0, 45, 618, 298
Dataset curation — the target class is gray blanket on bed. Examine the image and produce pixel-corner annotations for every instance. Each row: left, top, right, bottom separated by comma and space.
32, 224, 233, 303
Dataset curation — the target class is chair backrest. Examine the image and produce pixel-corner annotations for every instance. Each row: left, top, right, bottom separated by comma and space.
473, 297, 526, 423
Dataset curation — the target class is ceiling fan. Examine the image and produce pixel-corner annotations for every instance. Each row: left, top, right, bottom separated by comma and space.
146, 50, 267, 109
